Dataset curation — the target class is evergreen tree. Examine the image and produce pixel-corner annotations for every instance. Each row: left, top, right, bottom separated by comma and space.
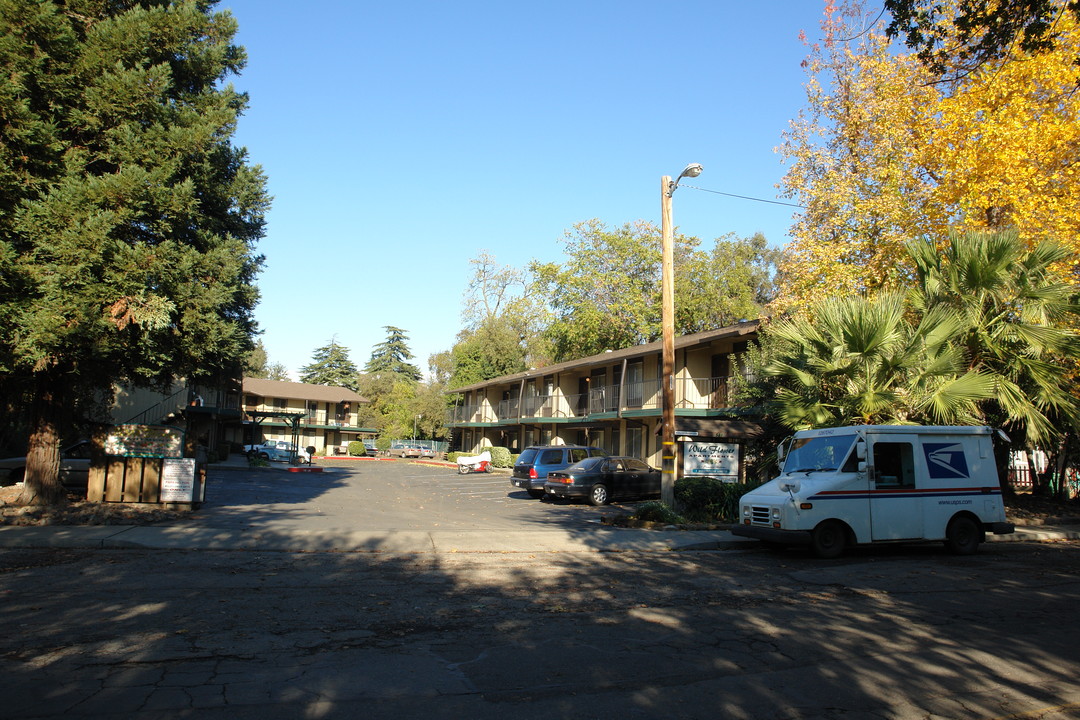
365, 326, 421, 382
0, 1, 269, 504
300, 338, 359, 390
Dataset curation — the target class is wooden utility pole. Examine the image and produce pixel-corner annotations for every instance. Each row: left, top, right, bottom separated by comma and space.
660, 175, 676, 507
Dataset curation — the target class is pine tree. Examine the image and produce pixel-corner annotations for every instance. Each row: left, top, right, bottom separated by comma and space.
0, 1, 269, 504
300, 339, 359, 390
365, 327, 422, 382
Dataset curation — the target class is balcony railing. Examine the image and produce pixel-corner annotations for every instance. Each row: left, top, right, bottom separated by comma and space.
448, 375, 744, 425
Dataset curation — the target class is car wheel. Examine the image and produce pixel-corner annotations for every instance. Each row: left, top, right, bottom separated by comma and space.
945, 515, 981, 555
527, 489, 544, 499
259, 452, 270, 461
811, 520, 847, 559
588, 484, 609, 506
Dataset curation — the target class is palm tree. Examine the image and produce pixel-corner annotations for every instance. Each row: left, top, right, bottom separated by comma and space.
763, 292, 994, 430
906, 230, 1080, 446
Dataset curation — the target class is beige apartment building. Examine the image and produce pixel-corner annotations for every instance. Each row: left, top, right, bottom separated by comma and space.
242, 378, 372, 454
447, 321, 764, 482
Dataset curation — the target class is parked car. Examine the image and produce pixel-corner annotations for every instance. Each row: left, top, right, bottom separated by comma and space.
246, 440, 310, 463
0, 440, 94, 489
544, 456, 661, 506
512, 445, 608, 499
391, 443, 435, 459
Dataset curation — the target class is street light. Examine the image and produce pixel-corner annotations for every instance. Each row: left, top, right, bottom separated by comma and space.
660, 163, 702, 506
414, 414, 422, 442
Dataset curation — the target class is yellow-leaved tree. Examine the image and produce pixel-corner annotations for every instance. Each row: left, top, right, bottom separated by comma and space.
775, 0, 1080, 309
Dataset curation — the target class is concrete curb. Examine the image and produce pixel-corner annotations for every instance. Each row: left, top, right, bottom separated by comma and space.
0, 523, 1072, 553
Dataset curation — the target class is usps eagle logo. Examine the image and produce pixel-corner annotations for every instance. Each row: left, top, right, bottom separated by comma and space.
923, 443, 970, 479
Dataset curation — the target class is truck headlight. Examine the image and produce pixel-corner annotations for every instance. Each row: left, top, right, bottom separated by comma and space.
772, 507, 781, 520
742, 505, 750, 517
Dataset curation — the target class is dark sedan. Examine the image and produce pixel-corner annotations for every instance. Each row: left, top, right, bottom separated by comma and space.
543, 456, 660, 506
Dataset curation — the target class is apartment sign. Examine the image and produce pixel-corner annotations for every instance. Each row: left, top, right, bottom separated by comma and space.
682, 442, 739, 483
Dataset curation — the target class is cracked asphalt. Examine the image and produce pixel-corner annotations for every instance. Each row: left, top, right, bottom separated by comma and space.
4, 464, 1080, 719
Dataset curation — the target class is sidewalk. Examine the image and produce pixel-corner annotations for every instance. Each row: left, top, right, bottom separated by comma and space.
0, 519, 1076, 553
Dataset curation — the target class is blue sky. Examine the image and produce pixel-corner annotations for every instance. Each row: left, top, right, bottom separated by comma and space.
220, 0, 830, 379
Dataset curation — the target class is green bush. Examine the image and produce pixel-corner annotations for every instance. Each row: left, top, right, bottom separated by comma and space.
674, 476, 762, 522
489, 446, 513, 468
447, 452, 461, 463
633, 501, 684, 525
376, 436, 392, 452
347, 441, 365, 456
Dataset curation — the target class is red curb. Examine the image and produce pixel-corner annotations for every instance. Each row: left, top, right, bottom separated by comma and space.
285, 466, 324, 473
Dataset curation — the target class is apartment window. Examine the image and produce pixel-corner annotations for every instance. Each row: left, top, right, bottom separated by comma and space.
627, 426, 643, 458
273, 397, 286, 410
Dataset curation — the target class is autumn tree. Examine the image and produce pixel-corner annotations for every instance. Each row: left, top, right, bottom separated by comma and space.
0, 1, 268, 504
775, 0, 1080, 309
885, 0, 1080, 77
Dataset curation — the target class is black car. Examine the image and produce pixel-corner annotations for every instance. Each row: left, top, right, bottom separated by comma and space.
543, 456, 661, 506
511, 445, 608, 499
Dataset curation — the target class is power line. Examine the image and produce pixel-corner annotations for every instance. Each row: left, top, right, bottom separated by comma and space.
680, 184, 806, 209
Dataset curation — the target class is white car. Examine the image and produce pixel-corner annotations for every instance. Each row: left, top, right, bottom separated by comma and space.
0, 441, 94, 488
245, 440, 310, 463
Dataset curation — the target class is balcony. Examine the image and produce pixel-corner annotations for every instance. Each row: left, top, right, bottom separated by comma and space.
448, 375, 743, 425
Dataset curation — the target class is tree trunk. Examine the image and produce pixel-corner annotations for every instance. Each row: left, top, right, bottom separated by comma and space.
1055, 433, 1072, 503
15, 373, 67, 506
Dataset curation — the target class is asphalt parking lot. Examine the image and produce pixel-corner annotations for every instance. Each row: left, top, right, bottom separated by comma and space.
189, 459, 648, 534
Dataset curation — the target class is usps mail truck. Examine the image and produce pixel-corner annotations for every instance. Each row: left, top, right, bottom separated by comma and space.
732, 425, 1015, 558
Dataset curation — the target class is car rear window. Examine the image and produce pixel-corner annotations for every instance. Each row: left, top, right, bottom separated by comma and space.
517, 448, 538, 464
540, 449, 563, 464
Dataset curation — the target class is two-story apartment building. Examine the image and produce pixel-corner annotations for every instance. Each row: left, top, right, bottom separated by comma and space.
242, 378, 372, 455
447, 321, 764, 481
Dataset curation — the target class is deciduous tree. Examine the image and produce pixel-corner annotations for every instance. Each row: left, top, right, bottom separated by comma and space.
776, 0, 1080, 308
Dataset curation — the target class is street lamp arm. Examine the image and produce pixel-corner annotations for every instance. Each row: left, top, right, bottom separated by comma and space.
666, 162, 704, 197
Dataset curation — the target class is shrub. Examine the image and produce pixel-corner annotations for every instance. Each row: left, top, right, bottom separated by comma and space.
347, 441, 365, 456
376, 436, 392, 452
447, 452, 461, 463
675, 476, 762, 522
489, 446, 513, 468
633, 501, 684, 525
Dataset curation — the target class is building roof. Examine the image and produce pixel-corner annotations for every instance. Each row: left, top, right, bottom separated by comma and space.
448, 320, 761, 394
242, 377, 367, 404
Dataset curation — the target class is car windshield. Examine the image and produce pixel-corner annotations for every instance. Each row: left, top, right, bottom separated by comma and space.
783, 434, 857, 473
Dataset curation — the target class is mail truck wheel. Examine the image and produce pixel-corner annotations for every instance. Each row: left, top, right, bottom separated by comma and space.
945, 515, 981, 555
811, 520, 847, 559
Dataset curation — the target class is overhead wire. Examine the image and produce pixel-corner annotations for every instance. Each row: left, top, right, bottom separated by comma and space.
679, 184, 806, 209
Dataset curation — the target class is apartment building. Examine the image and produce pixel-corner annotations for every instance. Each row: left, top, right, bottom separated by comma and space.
447, 321, 764, 482
242, 378, 372, 454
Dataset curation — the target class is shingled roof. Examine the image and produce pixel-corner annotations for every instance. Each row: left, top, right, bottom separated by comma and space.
242, 377, 367, 404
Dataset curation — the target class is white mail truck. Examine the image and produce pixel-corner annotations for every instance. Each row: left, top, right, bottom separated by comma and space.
732, 425, 1015, 558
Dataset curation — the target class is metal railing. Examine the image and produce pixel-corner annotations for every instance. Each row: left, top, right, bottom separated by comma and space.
448, 375, 744, 425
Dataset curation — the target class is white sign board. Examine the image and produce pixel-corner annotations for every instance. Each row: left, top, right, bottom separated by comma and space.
160, 458, 197, 502
682, 442, 740, 483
